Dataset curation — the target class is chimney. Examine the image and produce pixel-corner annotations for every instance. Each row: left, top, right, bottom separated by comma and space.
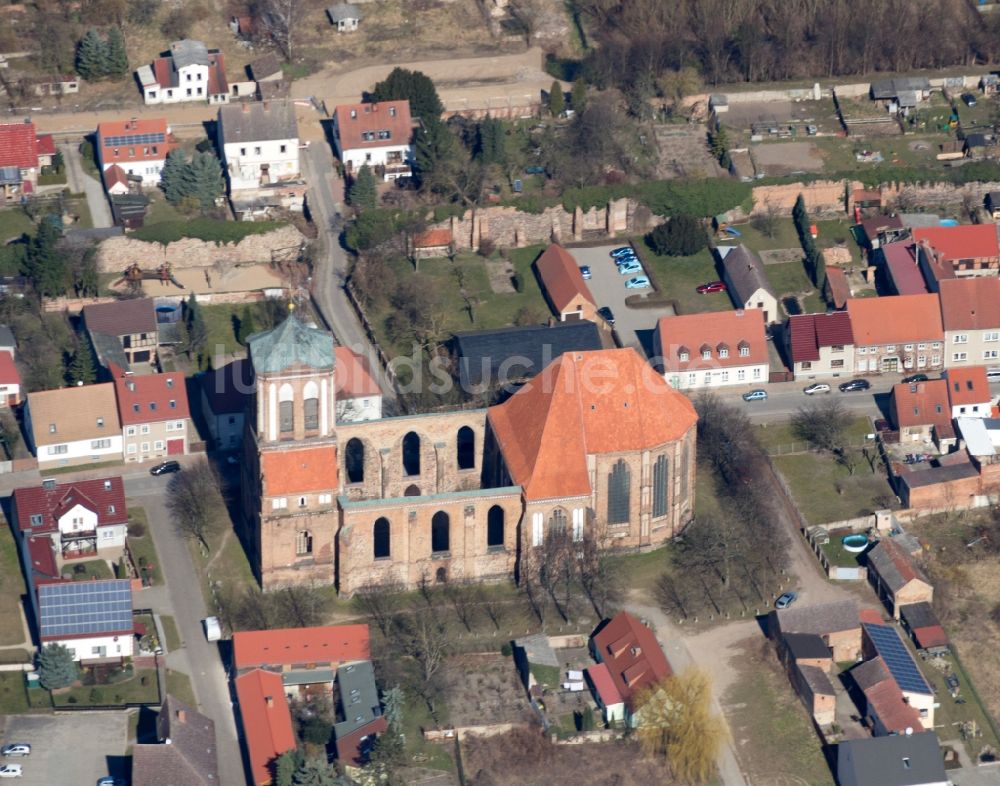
265, 695, 274, 708
176, 709, 187, 723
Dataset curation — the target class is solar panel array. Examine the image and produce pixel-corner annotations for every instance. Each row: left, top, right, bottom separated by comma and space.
103, 133, 165, 148
864, 623, 932, 695
39, 580, 132, 639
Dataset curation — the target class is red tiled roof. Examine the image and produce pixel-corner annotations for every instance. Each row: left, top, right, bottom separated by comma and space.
0, 122, 39, 169
825, 267, 851, 308
912, 625, 949, 650
591, 612, 671, 711
413, 228, 453, 248
335, 347, 381, 399
858, 608, 884, 626
788, 312, 854, 364
335, 716, 389, 767
881, 241, 927, 296
207, 52, 228, 97
657, 309, 768, 372
587, 662, 624, 707
152, 56, 173, 89
35, 135, 56, 156
97, 118, 176, 166
0, 351, 21, 387
103, 164, 129, 191
234, 670, 296, 786
114, 371, 190, 426
260, 445, 338, 496
233, 624, 370, 670
863, 673, 924, 734
913, 224, 1000, 262
938, 278, 1000, 331
27, 535, 58, 579
944, 366, 990, 406
891, 379, 951, 430
535, 243, 596, 316
335, 100, 414, 150
13, 477, 127, 534
846, 294, 943, 346
487, 348, 698, 501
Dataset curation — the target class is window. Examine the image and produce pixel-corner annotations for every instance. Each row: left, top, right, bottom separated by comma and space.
140, 425, 150, 435
857, 347, 867, 354
296, 530, 313, 556
279, 400, 293, 433
431, 512, 449, 553
47, 444, 67, 456
186, 88, 192, 96
752, 368, 761, 378
345, 438, 365, 483
737, 369, 746, 380
174, 421, 184, 430
904, 344, 913, 351
652, 454, 669, 518
487, 506, 504, 547
389, 106, 396, 116
985, 350, 1000, 360
298, 496, 307, 508
169, 399, 176, 409
228, 416, 236, 425
154, 440, 164, 450
917, 355, 926, 366
831, 344, 844, 353
986, 332, 1000, 342
303, 397, 319, 430
687, 373, 696, 385
719, 348, 729, 359
801, 361, 812, 371
531, 513, 543, 547
572, 508, 584, 542
91, 439, 111, 450
319, 493, 332, 505
953, 334, 969, 344
679, 351, 689, 362
140, 442, 150, 452
127, 444, 137, 454
548, 508, 567, 536
29, 514, 42, 526
918, 343, 926, 350
701, 349, 711, 360
953, 352, 968, 362
457, 426, 475, 470
186, 74, 192, 82
125, 427, 136, 437
166, 422, 174, 432
739, 346, 749, 357
280, 144, 287, 153
96, 417, 104, 427
720, 371, 729, 382
272, 497, 287, 510
374, 517, 391, 558
254, 146, 261, 155
607, 459, 631, 524
133, 404, 140, 413
885, 345, 896, 352
932, 354, 941, 365
240, 147, 246, 156
402, 432, 421, 476
149, 91, 157, 99
49, 423, 56, 434
831, 359, 844, 368
932, 343, 941, 349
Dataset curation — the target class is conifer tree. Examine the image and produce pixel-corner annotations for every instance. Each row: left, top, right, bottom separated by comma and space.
571, 78, 587, 113
68, 341, 97, 386
182, 152, 223, 212
106, 29, 129, 78
548, 80, 565, 117
75, 29, 108, 81
348, 164, 378, 211
160, 150, 188, 206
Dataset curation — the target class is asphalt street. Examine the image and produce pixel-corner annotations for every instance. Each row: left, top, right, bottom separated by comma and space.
60, 141, 112, 229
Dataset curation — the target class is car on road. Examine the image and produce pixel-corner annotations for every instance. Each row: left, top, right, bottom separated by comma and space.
696, 281, 727, 294
618, 261, 643, 275
742, 389, 768, 402
149, 460, 181, 476
625, 276, 651, 289
775, 591, 797, 610
597, 306, 615, 325
579, 265, 592, 280
610, 246, 634, 258
902, 373, 928, 383
838, 378, 871, 393
962, 93, 977, 107
0, 764, 21, 778
803, 383, 831, 395
96, 778, 126, 786
0, 747, 28, 758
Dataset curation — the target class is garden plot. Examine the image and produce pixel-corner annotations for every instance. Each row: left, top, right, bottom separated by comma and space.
443, 653, 534, 728
753, 141, 825, 174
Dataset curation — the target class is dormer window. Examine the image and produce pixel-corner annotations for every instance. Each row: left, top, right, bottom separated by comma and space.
104, 480, 111, 490
169, 400, 176, 408
739, 346, 749, 357
350, 109, 357, 118
133, 404, 140, 413
389, 106, 396, 116
166, 378, 174, 388
701, 348, 711, 360
108, 505, 115, 514
679, 351, 689, 362
718, 347, 729, 359
30, 514, 42, 526
150, 402, 157, 411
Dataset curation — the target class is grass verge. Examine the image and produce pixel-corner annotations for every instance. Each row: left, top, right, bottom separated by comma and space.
0, 518, 27, 646
52, 667, 159, 707
160, 614, 182, 652
166, 669, 197, 707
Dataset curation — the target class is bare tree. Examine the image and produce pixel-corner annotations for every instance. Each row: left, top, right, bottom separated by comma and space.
354, 581, 403, 639
166, 458, 227, 552
445, 581, 480, 632
507, 0, 542, 46
252, 0, 305, 60
792, 399, 853, 454
481, 593, 507, 630
396, 605, 452, 720
751, 199, 781, 239
537, 528, 575, 622
575, 528, 623, 619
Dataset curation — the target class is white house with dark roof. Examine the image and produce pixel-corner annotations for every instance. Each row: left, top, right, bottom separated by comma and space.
218, 100, 300, 192
136, 40, 230, 105
327, 3, 362, 31
718, 245, 779, 324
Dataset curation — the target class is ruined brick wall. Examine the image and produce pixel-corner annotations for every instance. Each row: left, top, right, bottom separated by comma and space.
260, 508, 339, 590
751, 180, 860, 217
882, 180, 1000, 211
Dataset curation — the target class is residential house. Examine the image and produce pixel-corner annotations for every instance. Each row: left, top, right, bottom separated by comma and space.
454, 321, 603, 390
410, 228, 454, 260
870, 77, 932, 114
888, 380, 955, 447
36, 578, 134, 662
879, 241, 929, 296
861, 622, 935, 728
589, 611, 672, 727
95, 118, 177, 187
896, 448, 983, 509
846, 294, 944, 375
654, 309, 769, 390
114, 371, 190, 463
943, 366, 992, 418
0, 121, 41, 200
35, 134, 55, 168
852, 657, 925, 736
132, 695, 219, 786
232, 624, 371, 681
83, 298, 159, 372
24, 383, 123, 469
586, 662, 625, 725
332, 661, 387, 767
859, 214, 906, 252
866, 537, 934, 619
218, 100, 300, 193
837, 731, 948, 786
0, 351, 22, 407
913, 241, 956, 292
912, 225, 1000, 277
787, 312, 855, 379
200, 359, 253, 451
535, 243, 598, 323
136, 39, 230, 105
718, 245, 778, 323
327, 3, 362, 31
985, 190, 1000, 220
790, 663, 836, 726
234, 669, 297, 786
938, 278, 1000, 368
770, 600, 861, 661
0, 324, 16, 358
332, 100, 413, 180
900, 602, 949, 653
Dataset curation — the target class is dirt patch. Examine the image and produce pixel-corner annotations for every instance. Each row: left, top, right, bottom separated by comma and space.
759, 249, 804, 265
752, 142, 825, 175
443, 653, 534, 728
484, 259, 516, 294
653, 125, 726, 180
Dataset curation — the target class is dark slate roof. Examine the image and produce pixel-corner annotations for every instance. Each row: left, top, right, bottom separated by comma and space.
774, 600, 859, 637
84, 298, 157, 337
219, 100, 298, 144
720, 245, 775, 304
0, 324, 15, 348
783, 632, 831, 661
899, 460, 978, 489
134, 695, 219, 786
170, 39, 210, 69
247, 316, 334, 374
327, 3, 361, 21
333, 660, 382, 739
836, 731, 946, 786
900, 602, 939, 631
455, 321, 603, 388
797, 663, 836, 696
870, 77, 932, 99
867, 538, 929, 593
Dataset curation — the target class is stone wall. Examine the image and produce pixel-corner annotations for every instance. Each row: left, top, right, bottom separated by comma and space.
93, 225, 306, 274
751, 180, 859, 216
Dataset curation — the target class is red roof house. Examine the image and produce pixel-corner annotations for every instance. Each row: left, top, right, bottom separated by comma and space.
0, 121, 41, 198
13, 476, 128, 536
234, 669, 296, 786
0, 351, 22, 406
912, 225, 1000, 274
590, 612, 672, 718
942, 366, 992, 418
534, 244, 597, 322
787, 312, 854, 379
113, 371, 191, 462
655, 309, 768, 390
233, 624, 370, 672
889, 380, 954, 445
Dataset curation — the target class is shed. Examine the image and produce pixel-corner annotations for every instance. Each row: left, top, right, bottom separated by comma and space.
327, 3, 361, 31
534, 243, 597, 323
866, 537, 933, 619
900, 602, 949, 652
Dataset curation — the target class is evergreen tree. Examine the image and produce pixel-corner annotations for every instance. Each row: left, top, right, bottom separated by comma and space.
291, 758, 342, 786
571, 78, 587, 113
182, 152, 223, 212
274, 750, 303, 786
25, 217, 67, 297
548, 80, 565, 117
348, 164, 377, 211
413, 118, 456, 190
475, 117, 505, 166
68, 340, 97, 386
370, 67, 443, 121
75, 29, 108, 80
105, 29, 128, 78
708, 125, 729, 162
39, 643, 77, 690
161, 150, 188, 206
237, 304, 257, 345
647, 215, 707, 257
184, 293, 208, 366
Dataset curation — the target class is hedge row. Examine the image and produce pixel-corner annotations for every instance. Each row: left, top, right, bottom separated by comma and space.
131, 219, 287, 245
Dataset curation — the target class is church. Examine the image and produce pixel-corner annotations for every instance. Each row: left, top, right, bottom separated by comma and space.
240, 316, 699, 594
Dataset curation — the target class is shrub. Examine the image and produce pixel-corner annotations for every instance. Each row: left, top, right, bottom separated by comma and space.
128, 521, 146, 538
500, 642, 513, 657
131, 219, 286, 245
477, 237, 496, 257
646, 215, 707, 257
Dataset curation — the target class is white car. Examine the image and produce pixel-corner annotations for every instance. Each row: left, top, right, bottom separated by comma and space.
0, 746, 28, 758
625, 276, 651, 289
618, 261, 643, 276
0, 764, 22, 778
803, 383, 831, 395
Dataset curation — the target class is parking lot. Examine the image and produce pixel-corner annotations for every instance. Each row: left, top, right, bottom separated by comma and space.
567, 245, 675, 356
0, 712, 129, 785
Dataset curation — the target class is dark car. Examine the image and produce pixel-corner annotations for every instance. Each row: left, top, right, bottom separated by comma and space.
839, 379, 871, 393
149, 460, 181, 476
597, 306, 615, 325
962, 93, 977, 107
902, 373, 929, 383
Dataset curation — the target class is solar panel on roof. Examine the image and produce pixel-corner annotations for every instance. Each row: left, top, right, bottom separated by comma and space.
103, 133, 166, 148
38, 580, 133, 639
864, 623, 932, 695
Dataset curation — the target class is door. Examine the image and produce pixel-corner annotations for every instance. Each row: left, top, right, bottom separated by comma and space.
167, 438, 184, 455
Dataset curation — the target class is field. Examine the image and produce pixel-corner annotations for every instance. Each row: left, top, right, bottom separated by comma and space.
0, 518, 27, 646
0, 208, 33, 241
754, 417, 874, 456
772, 451, 896, 524
637, 246, 730, 315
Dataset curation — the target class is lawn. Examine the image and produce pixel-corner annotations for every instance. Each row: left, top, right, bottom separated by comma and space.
128, 537, 162, 586
772, 451, 896, 525
65, 558, 113, 581
635, 244, 731, 316
188, 523, 257, 618
755, 417, 873, 455
0, 673, 30, 714
0, 518, 27, 646
0, 649, 31, 664
0, 208, 33, 241
733, 219, 801, 253
160, 614, 182, 652
166, 669, 197, 707
766, 259, 814, 297
143, 193, 187, 226
820, 538, 862, 568
53, 667, 160, 707
402, 683, 454, 771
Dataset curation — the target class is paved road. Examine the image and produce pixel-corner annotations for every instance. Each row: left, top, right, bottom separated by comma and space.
60, 141, 112, 228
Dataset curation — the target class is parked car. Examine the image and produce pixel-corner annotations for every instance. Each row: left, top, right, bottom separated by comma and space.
149, 460, 181, 476
96, 778, 126, 786
803, 383, 831, 395
579, 265, 592, 280
838, 379, 871, 392
614, 256, 638, 269
0, 765, 21, 778
775, 592, 797, 610
742, 389, 768, 402
597, 306, 615, 325
610, 246, 634, 258
625, 276, 651, 289
0, 746, 29, 758
962, 93, 977, 107
618, 261, 643, 276
696, 281, 727, 294
902, 373, 928, 383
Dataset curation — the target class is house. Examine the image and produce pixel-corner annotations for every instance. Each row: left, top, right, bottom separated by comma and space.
586, 662, 625, 724
83, 298, 159, 372
866, 538, 934, 618
0, 121, 41, 200
942, 366, 992, 418
770, 600, 861, 661
589, 612, 672, 727
411, 228, 454, 260
879, 242, 929, 296
535, 243, 598, 323
896, 450, 983, 509
454, 321, 603, 390
938, 278, 1000, 368
232, 624, 371, 680
900, 602, 949, 653
0, 324, 16, 358
888, 380, 954, 447
114, 370, 190, 462
718, 245, 778, 323
332, 661, 387, 766
136, 39, 230, 105
36, 578, 134, 662
846, 294, 944, 375
332, 100, 413, 180
248, 54, 283, 83
327, 3, 362, 31
0, 351, 22, 407
654, 309, 768, 390
218, 100, 300, 193
837, 731, 947, 786
790, 663, 836, 726
985, 190, 1000, 220
234, 669, 297, 786
861, 622, 935, 728
95, 118, 176, 188
200, 359, 253, 451
859, 214, 906, 252
912, 225, 1000, 277
335, 347, 382, 422
132, 695, 219, 786
24, 383, 123, 469
824, 266, 851, 309
870, 77, 932, 114
852, 657, 925, 736
787, 312, 855, 379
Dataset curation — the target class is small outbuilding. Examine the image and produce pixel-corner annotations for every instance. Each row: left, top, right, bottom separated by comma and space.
900, 602, 949, 653
866, 537, 934, 619
327, 3, 362, 31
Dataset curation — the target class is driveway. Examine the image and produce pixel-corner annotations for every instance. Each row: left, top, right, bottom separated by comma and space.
60, 142, 112, 229
567, 245, 675, 356
0, 712, 128, 785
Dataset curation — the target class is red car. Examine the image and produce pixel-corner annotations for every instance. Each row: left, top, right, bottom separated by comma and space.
696, 281, 727, 294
